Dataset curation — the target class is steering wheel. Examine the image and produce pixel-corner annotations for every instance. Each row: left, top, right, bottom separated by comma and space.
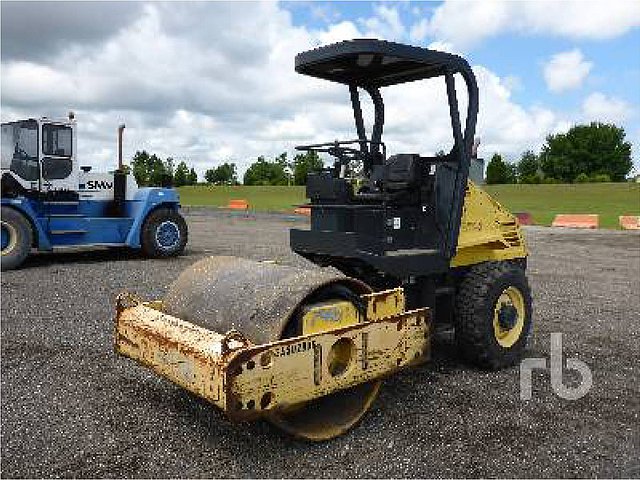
13, 145, 29, 160
297, 144, 366, 166
328, 145, 367, 165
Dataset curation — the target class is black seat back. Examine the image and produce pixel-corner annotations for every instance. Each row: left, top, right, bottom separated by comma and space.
383, 154, 420, 191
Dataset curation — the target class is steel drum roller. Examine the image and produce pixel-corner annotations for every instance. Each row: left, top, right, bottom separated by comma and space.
163, 256, 381, 440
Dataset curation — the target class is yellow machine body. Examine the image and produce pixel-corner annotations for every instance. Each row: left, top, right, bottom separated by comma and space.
451, 181, 528, 268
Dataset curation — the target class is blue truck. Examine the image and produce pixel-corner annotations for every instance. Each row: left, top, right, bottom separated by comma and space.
1, 113, 188, 270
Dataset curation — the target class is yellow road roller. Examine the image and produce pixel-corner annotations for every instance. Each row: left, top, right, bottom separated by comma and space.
114, 39, 532, 441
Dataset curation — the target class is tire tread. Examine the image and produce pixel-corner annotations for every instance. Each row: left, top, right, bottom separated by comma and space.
1, 206, 33, 270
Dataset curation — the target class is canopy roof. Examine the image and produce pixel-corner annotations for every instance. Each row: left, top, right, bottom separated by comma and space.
295, 39, 471, 87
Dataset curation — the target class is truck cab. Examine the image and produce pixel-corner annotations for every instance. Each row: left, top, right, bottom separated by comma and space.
2, 116, 80, 194
1, 114, 188, 270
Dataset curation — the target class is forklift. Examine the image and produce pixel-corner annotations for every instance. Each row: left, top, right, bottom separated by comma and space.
1, 114, 188, 269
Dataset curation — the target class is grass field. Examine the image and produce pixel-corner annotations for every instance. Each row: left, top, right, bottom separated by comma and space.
484, 183, 640, 229
177, 182, 640, 229
177, 185, 307, 212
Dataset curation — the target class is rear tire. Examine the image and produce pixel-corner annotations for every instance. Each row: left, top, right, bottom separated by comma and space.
454, 261, 532, 369
1, 206, 32, 270
140, 208, 188, 258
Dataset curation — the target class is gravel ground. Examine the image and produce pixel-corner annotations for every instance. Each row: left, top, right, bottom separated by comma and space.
2, 209, 639, 478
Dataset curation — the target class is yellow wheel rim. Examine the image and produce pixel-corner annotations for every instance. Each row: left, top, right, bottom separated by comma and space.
492, 286, 525, 348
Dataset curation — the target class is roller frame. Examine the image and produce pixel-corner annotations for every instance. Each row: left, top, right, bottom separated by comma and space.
114, 288, 431, 422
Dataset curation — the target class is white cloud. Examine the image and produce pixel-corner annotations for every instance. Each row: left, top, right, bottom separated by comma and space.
409, 18, 429, 44
503, 75, 523, 92
310, 4, 341, 23
582, 92, 632, 123
472, 67, 560, 156
359, 5, 405, 40
543, 49, 593, 93
419, 0, 510, 47
0, 1, 615, 177
426, 40, 459, 55
413, 0, 640, 49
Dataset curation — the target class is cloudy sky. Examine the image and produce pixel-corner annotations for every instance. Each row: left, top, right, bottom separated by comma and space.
2, 0, 639, 178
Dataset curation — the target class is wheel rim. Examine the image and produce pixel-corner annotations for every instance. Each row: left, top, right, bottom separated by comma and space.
155, 220, 180, 250
1, 221, 18, 256
492, 286, 525, 348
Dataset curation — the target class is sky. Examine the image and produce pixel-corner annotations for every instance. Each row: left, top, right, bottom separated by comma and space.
1, 0, 639, 178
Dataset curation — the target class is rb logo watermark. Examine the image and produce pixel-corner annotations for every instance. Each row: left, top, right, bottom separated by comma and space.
520, 333, 593, 401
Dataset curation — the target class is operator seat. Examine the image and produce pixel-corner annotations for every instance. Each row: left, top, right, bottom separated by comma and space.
383, 154, 421, 190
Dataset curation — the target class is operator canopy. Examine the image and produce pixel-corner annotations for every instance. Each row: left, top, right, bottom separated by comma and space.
295, 38, 473, 87
294, 39, 478, 177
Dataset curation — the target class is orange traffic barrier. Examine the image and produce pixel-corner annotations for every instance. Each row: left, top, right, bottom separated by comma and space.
552, 214, 599, 229
294, 207, 311, 216
619, 216, 640, 230
514, 212, 534, 225
227, 199, 249, 210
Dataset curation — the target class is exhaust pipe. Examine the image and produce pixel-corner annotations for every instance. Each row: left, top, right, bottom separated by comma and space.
112, 123, 127, 216
117, 123, 126, 171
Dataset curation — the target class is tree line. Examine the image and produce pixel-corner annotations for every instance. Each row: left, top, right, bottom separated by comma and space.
130, 150, 324, 187
131, 151, 198, 187
131, 122, 633, 187
243, 151, 323, 186
485, 122, 633, 184
212, 151, 323, 186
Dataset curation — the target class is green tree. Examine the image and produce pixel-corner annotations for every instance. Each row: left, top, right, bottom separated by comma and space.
293, 151, 324, 185
188, 168, 198, 185
540, 122, 632, 183
131, 150, 170, 186
164, 157, 175, 178
574, 173, 590, 183
517, 150, 540, 183
591, 173, 611, 183
485, 153, 516, 184
173, 161, 190, 187
204, 168, 215, 184
243, 156, 288, 186
131, 150, 151, 186
205, 162, 237, 185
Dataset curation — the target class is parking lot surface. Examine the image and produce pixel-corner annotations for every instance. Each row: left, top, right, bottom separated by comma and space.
2, 210, 639, 478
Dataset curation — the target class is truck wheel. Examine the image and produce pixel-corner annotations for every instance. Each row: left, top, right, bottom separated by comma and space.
141, 208, 188, 258
1, 206, 32, 270
454, 261, 532, 369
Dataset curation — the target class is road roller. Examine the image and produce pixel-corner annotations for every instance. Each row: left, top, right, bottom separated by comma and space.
114, 40, 532, 440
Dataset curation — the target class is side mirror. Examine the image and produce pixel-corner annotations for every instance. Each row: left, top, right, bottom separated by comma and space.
80, 166, 92, 173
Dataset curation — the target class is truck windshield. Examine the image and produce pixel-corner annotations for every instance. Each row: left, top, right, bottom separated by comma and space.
1, 120, 39, 181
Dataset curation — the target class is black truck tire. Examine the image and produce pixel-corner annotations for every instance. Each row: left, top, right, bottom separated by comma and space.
140, 208, 188, 258
1, 206, 32, 270
454, 261, 532, 370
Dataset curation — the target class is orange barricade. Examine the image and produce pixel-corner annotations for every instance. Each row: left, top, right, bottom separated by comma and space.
227, 199, 249, 210
294, 207, 311, 216
619, 216, 640, 230
552, 214, 599, 229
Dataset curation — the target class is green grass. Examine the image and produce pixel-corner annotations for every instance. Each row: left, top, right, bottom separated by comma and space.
177, 185, 307, 212
177, 183, 640, 229
484, 183, 640, 229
